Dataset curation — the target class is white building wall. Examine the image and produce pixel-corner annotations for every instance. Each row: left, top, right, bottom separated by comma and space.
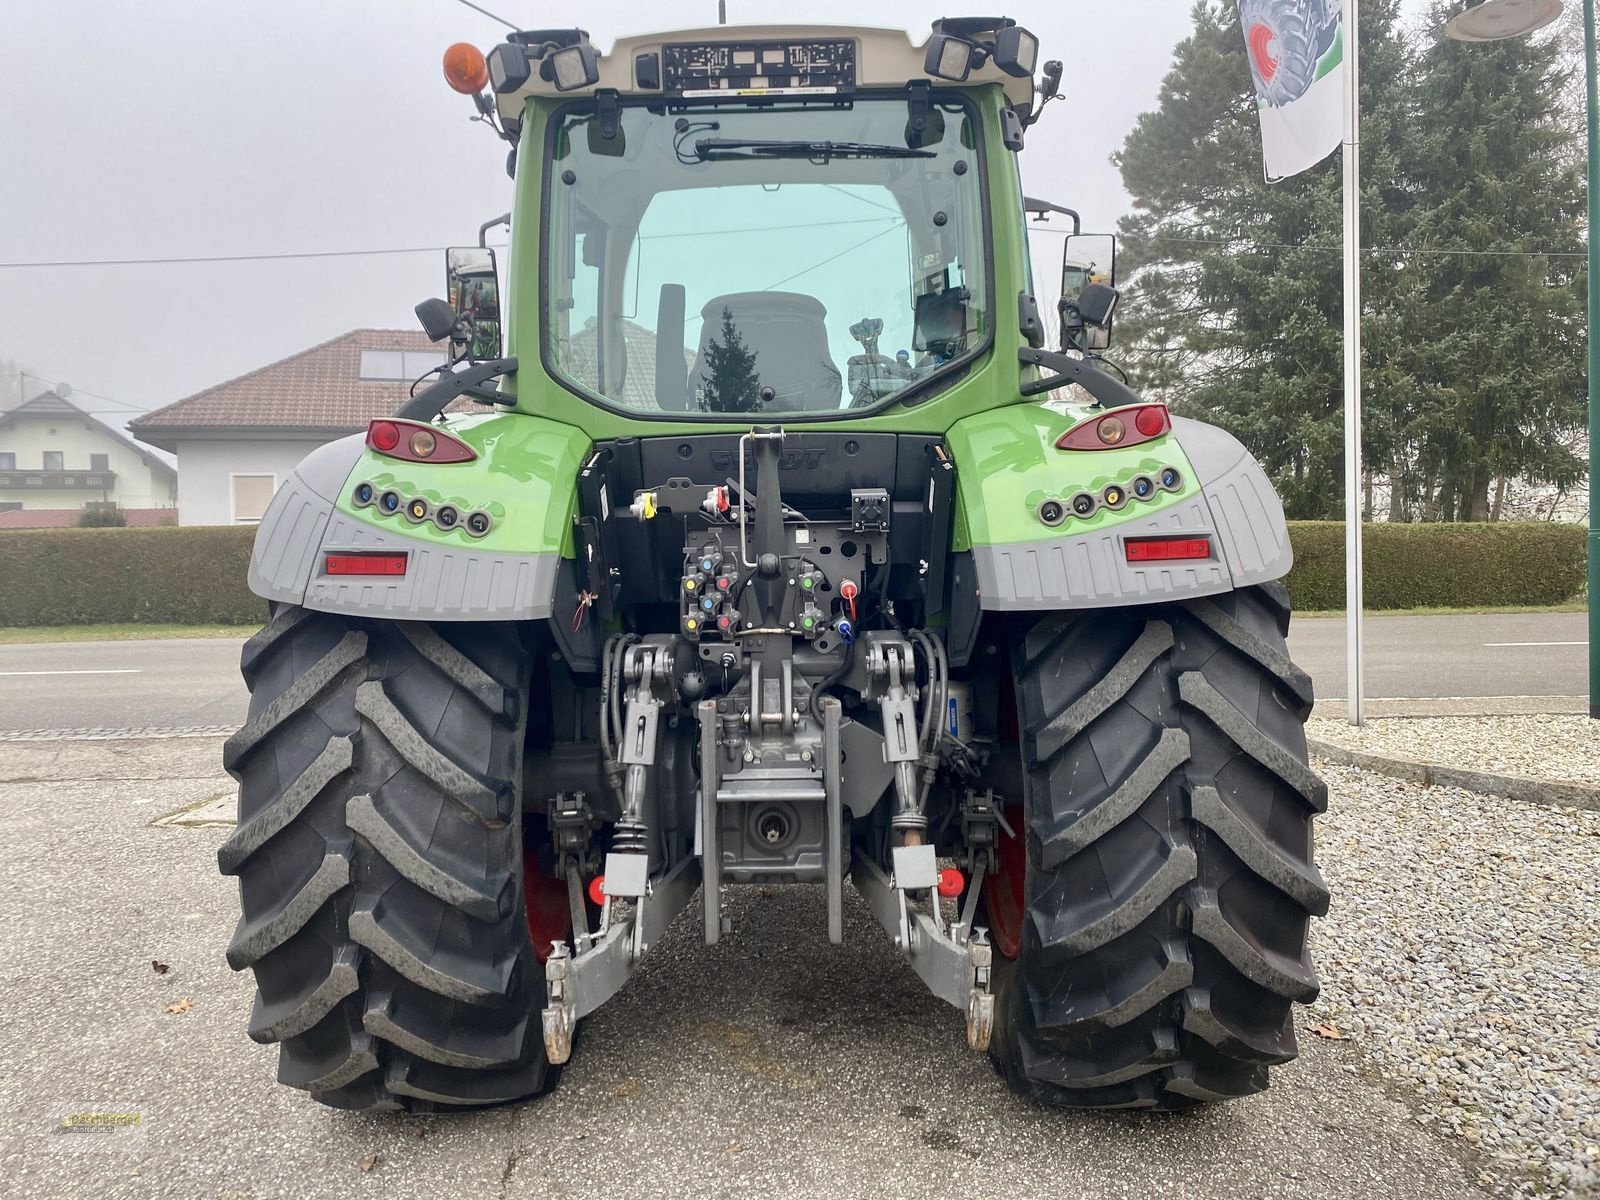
174, 439, 329, 526
0, 412, 176, 509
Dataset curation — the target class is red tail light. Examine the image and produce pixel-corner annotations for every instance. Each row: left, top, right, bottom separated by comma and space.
1125, 536, 1211, 563
366, 418, 476, 464
1058, 404, 1172, 451
325, 552, 408, 576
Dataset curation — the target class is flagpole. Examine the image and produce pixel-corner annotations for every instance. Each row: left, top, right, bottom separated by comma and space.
1342, 0, 1365, 726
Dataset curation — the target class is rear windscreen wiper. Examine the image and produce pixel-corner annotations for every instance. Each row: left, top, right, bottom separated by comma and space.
693, 138, 935, 162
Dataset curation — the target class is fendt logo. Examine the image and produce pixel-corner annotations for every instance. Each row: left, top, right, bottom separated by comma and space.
707, 448, 829, 472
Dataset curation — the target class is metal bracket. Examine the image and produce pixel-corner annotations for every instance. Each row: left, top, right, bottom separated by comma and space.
822, 697, 844, 945
595, 88, 621, 141
906, 79, 932, 139
542, 942, 575, 1064
736, 427, 785, 569
602, 852, 650, 898
549, 791, 597, 951
966, 931, 994, 1051
864, 638, 923, 834
543, 855, 701, 1064
697, 699, 723, 945
614, 638, 678, 854
958, 787, 1012, 874
851, 857, 994, 1051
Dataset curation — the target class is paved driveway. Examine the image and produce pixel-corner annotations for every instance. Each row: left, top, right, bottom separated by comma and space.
0, 738, 1492, 1200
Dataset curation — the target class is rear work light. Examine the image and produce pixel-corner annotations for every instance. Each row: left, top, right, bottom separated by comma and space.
1057, 404, 1172, 451
324, 552, 408, 576
366, 419, 476, 464
1125, 536, 1211, 564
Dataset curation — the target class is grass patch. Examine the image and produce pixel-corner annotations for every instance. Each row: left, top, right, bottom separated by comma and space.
1297, 602, 1587, 618
0, 623, 256, 645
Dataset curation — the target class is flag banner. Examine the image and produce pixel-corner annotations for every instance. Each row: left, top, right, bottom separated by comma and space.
1239, 0, 1346, 179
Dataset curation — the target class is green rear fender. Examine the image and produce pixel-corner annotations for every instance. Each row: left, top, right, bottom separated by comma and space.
245, 411, 590, 621
946, 405, 1292, 610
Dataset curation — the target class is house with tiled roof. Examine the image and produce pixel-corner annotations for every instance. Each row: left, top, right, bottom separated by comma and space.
0, 389, 177, 518
130, 329, 447, 526
131, 323, 684, 525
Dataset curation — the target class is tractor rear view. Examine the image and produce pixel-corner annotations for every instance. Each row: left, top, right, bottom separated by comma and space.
219, 18, 1326, 1112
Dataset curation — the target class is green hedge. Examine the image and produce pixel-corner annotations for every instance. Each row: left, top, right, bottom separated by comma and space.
0, 526, 264, 626
1283, 521, 1587, 610
0, 521, 1585, 627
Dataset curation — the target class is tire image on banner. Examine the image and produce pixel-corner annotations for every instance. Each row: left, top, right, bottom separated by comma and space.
1239, 0, 1345, 179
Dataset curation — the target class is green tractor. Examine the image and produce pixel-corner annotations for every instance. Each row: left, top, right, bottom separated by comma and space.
220, 18, 1326, 1113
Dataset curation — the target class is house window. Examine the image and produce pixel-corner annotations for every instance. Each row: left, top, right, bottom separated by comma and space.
0, 453, 13, 470
90, 453, 109, 471
359, 349, 446, 381
231, 474, 277, 524
42, 450, 63, 470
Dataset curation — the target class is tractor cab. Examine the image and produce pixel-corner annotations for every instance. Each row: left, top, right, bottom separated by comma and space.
423, 21, 1136, 425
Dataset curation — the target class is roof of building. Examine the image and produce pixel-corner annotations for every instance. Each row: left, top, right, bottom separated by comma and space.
130, 324, 693, 451
0, 389, 177, 477
0, 507, 178, 530
129, 329, 458, 449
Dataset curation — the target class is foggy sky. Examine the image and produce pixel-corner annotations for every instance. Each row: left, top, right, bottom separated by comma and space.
0, 0, 1503, 432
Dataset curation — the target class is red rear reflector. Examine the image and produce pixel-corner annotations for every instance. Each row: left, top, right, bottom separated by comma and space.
1125, 536, 1211, 563
368, 421, 400, 452
588, 876, 607, 906
1134, 406, 1167, 437
324, 552, 408, 576
937, 867, 966, 898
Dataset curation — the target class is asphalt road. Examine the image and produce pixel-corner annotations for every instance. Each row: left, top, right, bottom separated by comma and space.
1290, 611, 1587, 701
0, 611, 1587, 733
0, 738, 1492, 1200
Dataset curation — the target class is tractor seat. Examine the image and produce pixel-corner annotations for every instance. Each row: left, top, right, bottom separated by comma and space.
690, 292, 842, 412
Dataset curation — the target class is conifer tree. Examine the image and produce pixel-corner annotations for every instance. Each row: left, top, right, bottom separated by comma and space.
1394, 3, 1586, 520
698, 308, 762, 414
1112, 0, 1413, 519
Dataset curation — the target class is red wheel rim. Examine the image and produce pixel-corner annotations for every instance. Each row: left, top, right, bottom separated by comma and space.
1248, 23, 1280, 82
523, 850, 572, 963
983, 805, 1027, 960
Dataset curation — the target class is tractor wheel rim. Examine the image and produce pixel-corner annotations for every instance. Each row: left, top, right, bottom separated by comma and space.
982, 804, 1027, 960
523, 849, 572, 963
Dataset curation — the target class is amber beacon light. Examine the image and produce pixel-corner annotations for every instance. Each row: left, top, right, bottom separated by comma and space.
443, 43, 490, 94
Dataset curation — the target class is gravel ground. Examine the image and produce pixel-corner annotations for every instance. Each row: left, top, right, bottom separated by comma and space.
1309, 715, 1600, 789
4, 737, 1597, 1197
1309, 760, 1600, 1197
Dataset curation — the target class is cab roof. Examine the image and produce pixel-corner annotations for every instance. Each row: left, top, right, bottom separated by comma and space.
490, 23, 1036, 118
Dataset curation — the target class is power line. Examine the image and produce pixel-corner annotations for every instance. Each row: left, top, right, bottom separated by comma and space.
759, 224, 906, 292
7, 371, 147, 414
1148, 234, 1587, 260
452, 0, 518, 30
1026, 225, 1586, 260
0, 245, 463, 270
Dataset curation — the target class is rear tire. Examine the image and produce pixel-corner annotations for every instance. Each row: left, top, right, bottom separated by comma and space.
987, 582, 1328, 1109
219, 605, 559, 1111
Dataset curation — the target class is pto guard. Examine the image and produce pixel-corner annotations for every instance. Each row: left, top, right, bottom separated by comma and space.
967, 416, 1293, 611
246, 432, 562, 622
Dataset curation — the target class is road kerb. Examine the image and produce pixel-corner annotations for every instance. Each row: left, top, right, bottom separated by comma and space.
1309, 738, 1600, 813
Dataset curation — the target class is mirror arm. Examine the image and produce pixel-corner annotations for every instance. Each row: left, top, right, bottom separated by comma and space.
396, 357, 517, 422
478, 213, 510, 249
1017, 348, 1144, 408
1023, 197, 1081, 235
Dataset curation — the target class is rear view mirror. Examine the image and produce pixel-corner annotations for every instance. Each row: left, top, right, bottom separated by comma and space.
1060, 233, 1117, 351
415, 297, 457, 343
1077, 283, 1119, 329
447, 247, 503, 361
